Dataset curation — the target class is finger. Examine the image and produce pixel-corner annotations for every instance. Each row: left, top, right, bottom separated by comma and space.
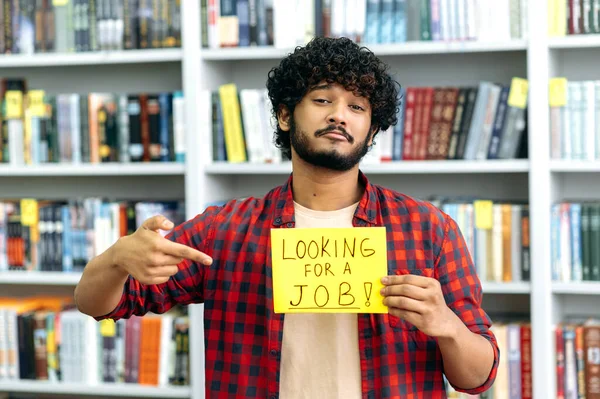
384, 295, 425, 314
153, 265, 180, 277
381, 283, 428, 300
142, 214, 174, 232
389, 308, 422, 327
381, 274, 431, 288
161, 240, 213, 265
151, 254, 185, 267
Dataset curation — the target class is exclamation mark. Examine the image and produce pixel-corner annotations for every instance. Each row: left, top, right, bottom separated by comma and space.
364, 282, 372, 307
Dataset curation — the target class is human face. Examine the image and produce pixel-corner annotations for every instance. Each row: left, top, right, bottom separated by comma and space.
280, 82, 374, 171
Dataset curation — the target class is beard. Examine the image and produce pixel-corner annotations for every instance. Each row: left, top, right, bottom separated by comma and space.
289, 116, 372, 172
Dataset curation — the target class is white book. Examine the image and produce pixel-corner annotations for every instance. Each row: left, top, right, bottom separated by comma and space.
330, 0, 346, 38
596, 81, 600, 159
70, 94, 82, 163
240, 90, 264, 163
273, 0, 297, 48
562, 82, 572, 160
208, 0, 221, 48
559, 203, 572, 282
448, 0, 458, 40
355, 0, 367, 42
475, 226, 489, 281
511, 205, 522, 282
568, 82, 582, 160
583, 80, 596, 161
304, 0, 316, 43
465, 0, 477, 39
492, 204, 503, 282
159, 315, 174, 386
440, 0, 450, 41
8, 120, 24, 166
173, 92, 186, 163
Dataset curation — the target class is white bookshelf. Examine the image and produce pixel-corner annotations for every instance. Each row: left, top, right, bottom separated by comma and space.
205, 160, 529, 175
548, 34, 600, 49
553, 282, 600, 295
201, 40, 527, 60
549, 160, 600, 172
0, 381, 190, 398
0, 163, 185, 177
0, 48, 183, 67
481, 282, 531, 294
0, 271, 81, 285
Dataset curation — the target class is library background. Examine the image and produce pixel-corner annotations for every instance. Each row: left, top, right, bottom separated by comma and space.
0, 0, 597, 398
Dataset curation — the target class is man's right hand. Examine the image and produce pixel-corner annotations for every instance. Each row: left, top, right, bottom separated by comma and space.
110, 214, 213, 285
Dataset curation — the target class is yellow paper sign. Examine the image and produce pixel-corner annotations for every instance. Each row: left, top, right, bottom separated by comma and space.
474, 200, 494, 230
507, 77, 529, 109
5, 91, 23, 119
270, 227, 388, 314
549, 78, 568, 107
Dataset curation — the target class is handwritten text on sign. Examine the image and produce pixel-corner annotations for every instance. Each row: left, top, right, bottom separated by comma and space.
270, 227, 388, 314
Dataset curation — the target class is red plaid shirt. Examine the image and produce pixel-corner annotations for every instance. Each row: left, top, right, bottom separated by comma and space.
97, 171, 499, 398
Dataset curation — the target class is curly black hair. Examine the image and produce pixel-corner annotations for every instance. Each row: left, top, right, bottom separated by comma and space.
266, 36, 400, 159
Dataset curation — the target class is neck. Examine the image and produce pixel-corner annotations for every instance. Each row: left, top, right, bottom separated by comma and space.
290, 153, 364, 211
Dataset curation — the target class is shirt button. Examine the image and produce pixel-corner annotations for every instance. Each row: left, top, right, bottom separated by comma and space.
275, 217, 282, 224
286, 222, 293, 227
269, 349, 278, 357
270, 395, 278, 399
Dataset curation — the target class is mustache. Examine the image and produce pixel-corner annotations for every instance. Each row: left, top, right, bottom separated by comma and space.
315, 125, 353, 143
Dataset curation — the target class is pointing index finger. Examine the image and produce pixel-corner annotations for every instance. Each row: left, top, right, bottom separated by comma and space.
161, 239, 213, 265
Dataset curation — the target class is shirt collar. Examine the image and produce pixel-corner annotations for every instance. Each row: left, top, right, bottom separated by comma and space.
272, 170, 378, 227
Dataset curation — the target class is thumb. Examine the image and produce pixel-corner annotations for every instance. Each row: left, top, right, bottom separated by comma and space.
142, 215, 174, 232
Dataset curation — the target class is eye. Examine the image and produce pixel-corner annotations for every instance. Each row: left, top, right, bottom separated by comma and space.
350, 104, 365, 111
314, 98, 330, 104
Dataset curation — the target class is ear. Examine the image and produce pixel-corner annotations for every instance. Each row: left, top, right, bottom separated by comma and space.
368, 125, 379, 146
277, 105, 291, 132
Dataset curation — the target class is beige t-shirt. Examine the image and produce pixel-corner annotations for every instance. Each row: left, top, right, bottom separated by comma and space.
279, 201, 362, 399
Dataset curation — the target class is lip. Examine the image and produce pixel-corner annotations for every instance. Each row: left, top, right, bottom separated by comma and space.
320, 130, 349, 141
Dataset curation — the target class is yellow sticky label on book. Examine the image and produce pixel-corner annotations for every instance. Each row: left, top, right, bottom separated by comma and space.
507, 78, 529, 109
52, 0, 68, 6
474, 200, 494, 230
99, 319, 116, 336
5, 91, 23, 119
549, 78, 568, 107
20, 199, 38, 227
27, 90, 46, 117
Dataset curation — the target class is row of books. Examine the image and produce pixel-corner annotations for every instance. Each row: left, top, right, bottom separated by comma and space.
549, 78, 600, 161
428, 198, 530, 283
446, 322, 532, 399
555, 320, 600, 399
548, 0, 600, 36
208, 78, 529, 164
202, 0, 527, 50
0, 199, 185, 272
0, 297, 190, 386
0, 79, 186, 165
551, 202, 600, 283
0, 0, 182, 54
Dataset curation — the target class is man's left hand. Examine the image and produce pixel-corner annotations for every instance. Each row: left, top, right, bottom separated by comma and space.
381, 274, 461, 338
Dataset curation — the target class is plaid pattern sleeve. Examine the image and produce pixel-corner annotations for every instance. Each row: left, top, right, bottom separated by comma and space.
94, 206, 222, 321
435, 214, 500, 394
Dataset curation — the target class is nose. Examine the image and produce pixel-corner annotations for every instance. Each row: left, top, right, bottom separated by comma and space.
327, 102, 347, 126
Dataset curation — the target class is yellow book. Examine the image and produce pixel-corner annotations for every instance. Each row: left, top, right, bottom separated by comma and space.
218, 83, 247, 163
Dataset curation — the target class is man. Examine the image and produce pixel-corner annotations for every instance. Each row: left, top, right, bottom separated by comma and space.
75, 37, 498, 398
